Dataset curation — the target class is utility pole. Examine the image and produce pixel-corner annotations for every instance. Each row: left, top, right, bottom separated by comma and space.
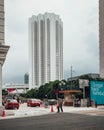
71, 66, 73, 79
70, 66, 73, 88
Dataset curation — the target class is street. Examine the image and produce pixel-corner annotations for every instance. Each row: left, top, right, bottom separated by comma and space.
0, 103, 100, 119
0, 112, 104, 130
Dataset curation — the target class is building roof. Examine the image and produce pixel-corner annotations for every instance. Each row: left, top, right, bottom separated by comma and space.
59, 90, 81, 94
67, 73, 100, 81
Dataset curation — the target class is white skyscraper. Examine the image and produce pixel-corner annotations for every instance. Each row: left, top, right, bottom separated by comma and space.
28, 13, 63, 89
0, 0, 9, 111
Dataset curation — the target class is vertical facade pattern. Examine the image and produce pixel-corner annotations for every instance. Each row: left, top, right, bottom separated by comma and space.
34, 21, 38, 85
46, 18, 50, 82
99, 0, 104, 78
0, 0, 4, 44
29, 13, 63, 89
40, 20, 45, 84
56, 20, 59, 79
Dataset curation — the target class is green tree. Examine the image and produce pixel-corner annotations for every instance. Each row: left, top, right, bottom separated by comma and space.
25, 88, 37, 98
2, 89, 8, 95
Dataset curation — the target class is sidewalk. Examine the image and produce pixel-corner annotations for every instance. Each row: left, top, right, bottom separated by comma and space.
0, 103, 99, 120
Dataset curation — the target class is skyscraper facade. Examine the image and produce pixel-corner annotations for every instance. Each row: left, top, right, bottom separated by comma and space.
24, 73, 29, 84
0, 0, 9, 109
0, 0, 4, 44
29, 13, 63, 89
99, 0, 104, 78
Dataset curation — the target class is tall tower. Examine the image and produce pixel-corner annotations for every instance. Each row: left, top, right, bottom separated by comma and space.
0, 0, 9, 108
29, 13, 63, 89
99, 0, 104, 78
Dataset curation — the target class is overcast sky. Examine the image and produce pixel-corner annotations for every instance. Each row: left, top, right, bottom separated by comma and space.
2, 0, 99, 84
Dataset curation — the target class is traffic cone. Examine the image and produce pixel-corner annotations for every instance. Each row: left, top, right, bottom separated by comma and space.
51, 105, 54, 112
2, 110, 6, 117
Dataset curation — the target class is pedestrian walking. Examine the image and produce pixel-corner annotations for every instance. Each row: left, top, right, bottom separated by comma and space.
57, 98, 63, 113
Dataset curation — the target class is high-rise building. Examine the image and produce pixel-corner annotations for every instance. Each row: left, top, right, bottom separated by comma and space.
99, 0, 104, 78
24, 73, 29, 84
0, 0, 9, 109
29, 13, 63, 89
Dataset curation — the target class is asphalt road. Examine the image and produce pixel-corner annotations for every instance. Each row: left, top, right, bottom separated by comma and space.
0, 113, 104, 130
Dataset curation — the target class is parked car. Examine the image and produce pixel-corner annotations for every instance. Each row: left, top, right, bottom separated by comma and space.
3, 96, 13, 105
5, 99, 19, 109
27, 99, 42, 107
48, 99, 57, 105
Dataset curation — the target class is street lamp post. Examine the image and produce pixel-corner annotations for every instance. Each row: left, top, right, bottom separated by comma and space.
83, 87, 85, 99
70, 66, 75, 88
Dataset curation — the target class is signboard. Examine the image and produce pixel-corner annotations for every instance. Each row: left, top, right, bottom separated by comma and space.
79, 79, 89, 88
54, 89, 59, 95
90, 81, 104, 104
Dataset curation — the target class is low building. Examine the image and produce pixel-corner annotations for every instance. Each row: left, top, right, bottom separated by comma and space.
67, 73, 100, 81
2, 84, 29, 95
59, 90, 81, 106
